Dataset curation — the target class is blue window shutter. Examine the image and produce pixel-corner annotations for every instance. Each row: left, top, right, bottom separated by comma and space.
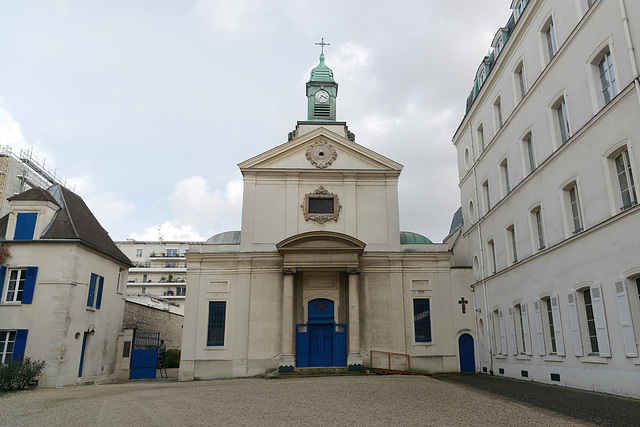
11, 329, 28, 362
21, 267, 38, 304
87, 274, 97, 307
0, 265, 6, 301
14, 213, 37, 240
95, 276, 104, 309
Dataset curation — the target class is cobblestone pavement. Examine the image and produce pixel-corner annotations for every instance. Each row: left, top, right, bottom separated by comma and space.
434, 374, 640, 427
0, 375, 587, 426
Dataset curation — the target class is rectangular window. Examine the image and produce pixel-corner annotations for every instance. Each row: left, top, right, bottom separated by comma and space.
517, 66, 527, 100
495, 98, 504, 129
136, 249, 142, 258
14, 212, 37, 241
508, 226, 518, 264
166, 249, 178, 257
5, 269, 27, 303
0, 331, 16, 363
546, 298, 557, 353
478, 125, 485, 152
615, 149, 637, 210
176, 286, 186, 296
535, 208, 545, 250
569, 185, 583, 233
583, 289, 599, 354
413, 299, 432, 343
144, 261, 151, 268
482, 180, 491, 213
517, 305, 527, 352
309, 198, 334, 214
501, 159, 511, 194
545, 21, 558, 61
556, 99, 571, 144
525, 135, 536, 173
488, 240, 497, 274
207, 302, 227, 346
598, 51, 617, 105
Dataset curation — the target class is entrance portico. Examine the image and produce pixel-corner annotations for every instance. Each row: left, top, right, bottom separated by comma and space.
277, 231, 365, 372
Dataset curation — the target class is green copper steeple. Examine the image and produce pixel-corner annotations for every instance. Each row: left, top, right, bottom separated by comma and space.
306, 52, 338, 121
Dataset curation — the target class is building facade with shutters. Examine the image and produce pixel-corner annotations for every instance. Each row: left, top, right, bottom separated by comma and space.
0, 185, 131, 387
453, 0, 640, 397
179, 54, 475, 381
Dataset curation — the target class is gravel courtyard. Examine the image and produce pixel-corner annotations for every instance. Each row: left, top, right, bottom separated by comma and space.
0, 375, 585, 426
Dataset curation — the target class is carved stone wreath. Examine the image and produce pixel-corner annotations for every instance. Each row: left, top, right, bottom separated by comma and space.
301, 186, 342, 224
306, 139, 337, 169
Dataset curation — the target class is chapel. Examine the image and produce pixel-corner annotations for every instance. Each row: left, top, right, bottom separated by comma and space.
179, 51, 474, 380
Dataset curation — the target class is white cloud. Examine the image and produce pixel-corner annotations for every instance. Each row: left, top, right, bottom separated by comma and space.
0, 106, 27, 148
129, 222, 205, 242
194, 0, 271, 34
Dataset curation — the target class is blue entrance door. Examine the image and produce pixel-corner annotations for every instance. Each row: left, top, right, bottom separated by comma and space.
459, 333, 475, 373
309, 325, 333, 366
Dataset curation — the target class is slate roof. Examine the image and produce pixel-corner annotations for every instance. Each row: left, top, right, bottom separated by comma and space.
447, 207, 464, 236
2, 185, 132, 266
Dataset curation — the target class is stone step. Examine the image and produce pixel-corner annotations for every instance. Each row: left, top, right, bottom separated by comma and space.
266, 367, 368, 379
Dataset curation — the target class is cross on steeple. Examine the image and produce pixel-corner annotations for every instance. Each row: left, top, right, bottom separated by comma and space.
315, 38, 330, 55
458, 297, 469, 314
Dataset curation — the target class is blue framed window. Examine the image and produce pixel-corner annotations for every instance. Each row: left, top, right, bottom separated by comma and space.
0, 266, 38, 304
0, 329, 28, 363
87, 273, 104, 309
207, 302, 226, 346
14, 212, 37, 240
414, 299, 432, 343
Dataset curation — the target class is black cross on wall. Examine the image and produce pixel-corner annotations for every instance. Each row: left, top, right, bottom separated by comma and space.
458, 297, 469, 314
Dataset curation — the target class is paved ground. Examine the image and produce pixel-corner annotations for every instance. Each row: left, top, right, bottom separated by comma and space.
0, 374, 587, 426
434, 374, 640, 427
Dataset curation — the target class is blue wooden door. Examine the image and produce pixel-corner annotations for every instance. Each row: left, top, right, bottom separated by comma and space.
130, 331, 159, 379
296, 325, 310, 368
309, 325, 333, 366
459, 333, 475, 373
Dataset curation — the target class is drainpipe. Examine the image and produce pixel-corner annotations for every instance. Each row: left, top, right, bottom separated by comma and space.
619, 0, 640, 108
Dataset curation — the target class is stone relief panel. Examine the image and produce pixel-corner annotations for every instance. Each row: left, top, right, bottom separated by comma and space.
306, 139, 337, 168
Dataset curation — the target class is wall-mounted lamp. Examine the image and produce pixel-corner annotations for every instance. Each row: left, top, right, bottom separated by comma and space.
87, 324, 96, 335
475, 308, 482, 313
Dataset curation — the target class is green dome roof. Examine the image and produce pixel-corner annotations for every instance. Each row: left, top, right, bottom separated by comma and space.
400, 231, 433, 244
309, 53, 335, 83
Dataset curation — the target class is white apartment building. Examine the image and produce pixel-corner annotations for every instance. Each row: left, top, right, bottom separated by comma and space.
453, 0, 640, 397
116, 240, 202, 314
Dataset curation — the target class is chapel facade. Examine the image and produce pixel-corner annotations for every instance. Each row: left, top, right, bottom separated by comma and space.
179, 54, 474, 380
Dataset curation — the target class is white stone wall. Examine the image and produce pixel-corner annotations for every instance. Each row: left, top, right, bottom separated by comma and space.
0, 242, 128, 387
453, 0, 640, 397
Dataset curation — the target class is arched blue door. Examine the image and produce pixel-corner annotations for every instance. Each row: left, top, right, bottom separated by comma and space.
459, 333, 475, 373
296, 299, 346, 368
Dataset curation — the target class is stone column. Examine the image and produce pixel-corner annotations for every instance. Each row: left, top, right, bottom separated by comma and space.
279, 267, 296, 372
346, 267, 363, 371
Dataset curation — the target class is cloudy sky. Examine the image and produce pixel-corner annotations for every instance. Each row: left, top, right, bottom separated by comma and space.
0, 1, 512, 243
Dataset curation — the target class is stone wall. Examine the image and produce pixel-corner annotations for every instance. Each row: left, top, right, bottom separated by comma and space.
123, 301, 183, 349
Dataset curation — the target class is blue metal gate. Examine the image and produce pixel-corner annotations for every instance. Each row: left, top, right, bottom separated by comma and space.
130, 331, 159, 379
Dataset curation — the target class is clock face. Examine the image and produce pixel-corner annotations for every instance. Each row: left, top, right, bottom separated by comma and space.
315, 90, 330, 103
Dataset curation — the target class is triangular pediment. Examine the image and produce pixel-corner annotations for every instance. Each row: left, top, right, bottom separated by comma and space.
238, 127, 403, 173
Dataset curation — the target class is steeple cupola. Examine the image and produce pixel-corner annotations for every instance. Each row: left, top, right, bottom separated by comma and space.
306, 51, 338, 121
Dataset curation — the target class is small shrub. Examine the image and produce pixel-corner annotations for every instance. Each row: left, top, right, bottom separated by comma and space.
0, 357, 46, 391
163, 349, 181, 368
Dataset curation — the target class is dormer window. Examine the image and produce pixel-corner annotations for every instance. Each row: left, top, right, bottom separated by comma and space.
14, 212, 37, 241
